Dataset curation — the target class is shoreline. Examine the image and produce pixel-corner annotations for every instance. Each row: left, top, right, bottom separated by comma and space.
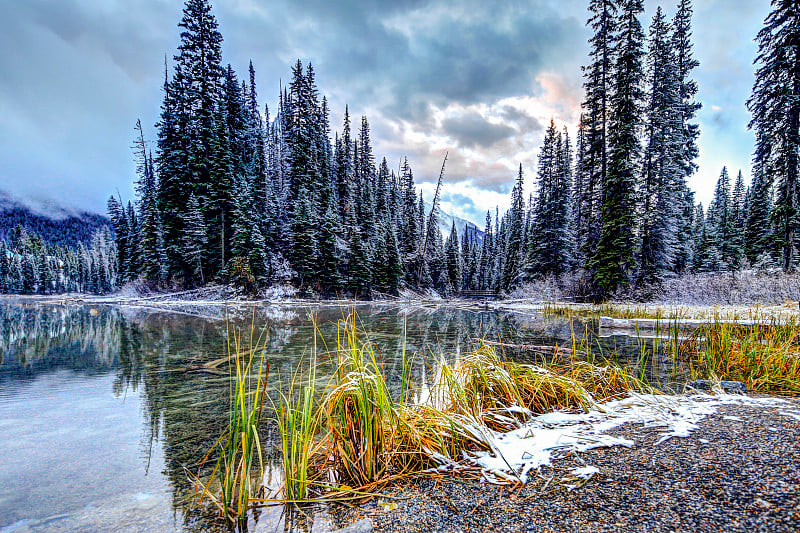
329, 398, 800, 533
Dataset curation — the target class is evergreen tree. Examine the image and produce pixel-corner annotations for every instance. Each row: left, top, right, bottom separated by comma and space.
692, 203, 712, 272
317, 199, 343, 294
638, 7, 681, 285
745, 164, 773, 265
672, 0, 701, 183
399, 158, 419, 260
527, 122, 573, 278
730, 170, 747, 268
374, 218, 403, 295
289, 188, 317, 288
107, 195, 129, 283
183, 193, 207, 285
348, 225, 372, 297
592, 0, 644, 295
748, 0, 800, 271
444, 221, 462, 292
706, 167, 733, 271
502, 164, 525, 289
578, 0, 617, 267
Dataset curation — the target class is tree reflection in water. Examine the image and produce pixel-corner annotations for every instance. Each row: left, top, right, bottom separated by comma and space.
2, 301, 664, 532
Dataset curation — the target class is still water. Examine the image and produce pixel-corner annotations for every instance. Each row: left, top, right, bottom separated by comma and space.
0, 299, 680, 532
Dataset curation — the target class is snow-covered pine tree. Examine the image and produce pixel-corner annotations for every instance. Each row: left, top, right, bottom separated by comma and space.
246, 60, 267, 209
730, 170, 747, 268
348, 224, 372, 298
692, 203, 711, 272
673, 187, 696, 273
399, 158, 419, 261
107, 195, 128, 283
748, 0, 800, 271
287, 61, 323, 212
638, 7, 682, 286
124, 201, 139, 281
373, 217, 403, 295
572, 114, 590, 267
289, 188, 318, 289
502, 164, 526, 289
592, 0, 644, 295
478, 211, 493, 291
578, 0, 618, 270
317, 198, 343, 294
183, 193, 207, 285
672, 0, 701, 182
0, 241, 7, 293
745, 162, 774, 266
444, 221, 462, 293
527, 121, 557, 277
336, 106, 354, 222
706, 167, 732, 271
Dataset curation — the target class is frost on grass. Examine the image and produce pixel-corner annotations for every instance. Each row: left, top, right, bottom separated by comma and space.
470, 393, 790, 484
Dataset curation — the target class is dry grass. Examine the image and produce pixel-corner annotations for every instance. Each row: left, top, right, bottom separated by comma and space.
682, 321, 800, 394
269, 312, 653, 504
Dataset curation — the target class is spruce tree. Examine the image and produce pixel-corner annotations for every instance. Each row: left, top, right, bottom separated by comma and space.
730, 170, 747, 268
502, 165, 526, 289
672, 0, 701, 181
348, 225, 372, 297
706, 167, 733, 271
638, 7, 681, 285
478, 211, 494, 291
107, 195, 129, 283
289, 188, 317, 288
317, 199, 343, 294
527, 121, 573, 278
745, 164, 773, 265
444, 221, 462, 292
592, 0, 644, 295
578, 0, 618, 267
183, 193, 207, 285
747, 0, 800, 271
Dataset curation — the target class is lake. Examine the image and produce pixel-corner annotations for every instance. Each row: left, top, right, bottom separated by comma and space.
0, 299, 684, 532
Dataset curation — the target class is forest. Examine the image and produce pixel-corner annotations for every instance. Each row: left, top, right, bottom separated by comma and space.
2, 0, 798, 300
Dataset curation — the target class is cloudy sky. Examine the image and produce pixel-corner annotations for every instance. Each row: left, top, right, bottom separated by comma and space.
0, 0, 770, 225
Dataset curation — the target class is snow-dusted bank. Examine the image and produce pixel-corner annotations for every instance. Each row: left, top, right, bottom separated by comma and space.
472, 392, 800, 484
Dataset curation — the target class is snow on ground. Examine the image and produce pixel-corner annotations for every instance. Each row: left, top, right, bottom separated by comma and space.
491, 300, 800, 321
469, 393, 794, 484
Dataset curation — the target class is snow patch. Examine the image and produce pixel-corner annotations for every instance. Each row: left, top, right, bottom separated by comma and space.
469, 393, 788, 484
261, 284, 298, 301
569, 465, 599, 479
779, 410, 800, 422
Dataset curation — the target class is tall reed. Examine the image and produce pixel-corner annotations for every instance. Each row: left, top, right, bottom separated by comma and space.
683, 320, 800, 393
193, 322, 270, 524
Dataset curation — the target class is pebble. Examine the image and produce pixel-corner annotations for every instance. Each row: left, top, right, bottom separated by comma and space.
330, 398, 800, 533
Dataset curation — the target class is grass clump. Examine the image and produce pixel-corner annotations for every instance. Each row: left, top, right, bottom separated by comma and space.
271, 312, 653, 502
276, 364, 318, 502
192, 323, 270, 525
684, 321, 800, 394
322, 315, 396, 486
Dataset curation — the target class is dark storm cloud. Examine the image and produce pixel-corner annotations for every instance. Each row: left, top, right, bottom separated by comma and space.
0, 0, 584, 213
0, 0, 765, 219
441, 113, 516, 148
499, 106, 545, 134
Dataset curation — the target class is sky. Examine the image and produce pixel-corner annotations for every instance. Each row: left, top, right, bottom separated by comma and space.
0, 0, 771, 225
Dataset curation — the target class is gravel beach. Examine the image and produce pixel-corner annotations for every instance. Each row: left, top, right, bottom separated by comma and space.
329, 397, 800, 533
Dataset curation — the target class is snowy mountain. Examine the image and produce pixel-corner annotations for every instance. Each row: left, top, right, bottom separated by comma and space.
0, 189, 110, 247
430, 203, 484, 243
